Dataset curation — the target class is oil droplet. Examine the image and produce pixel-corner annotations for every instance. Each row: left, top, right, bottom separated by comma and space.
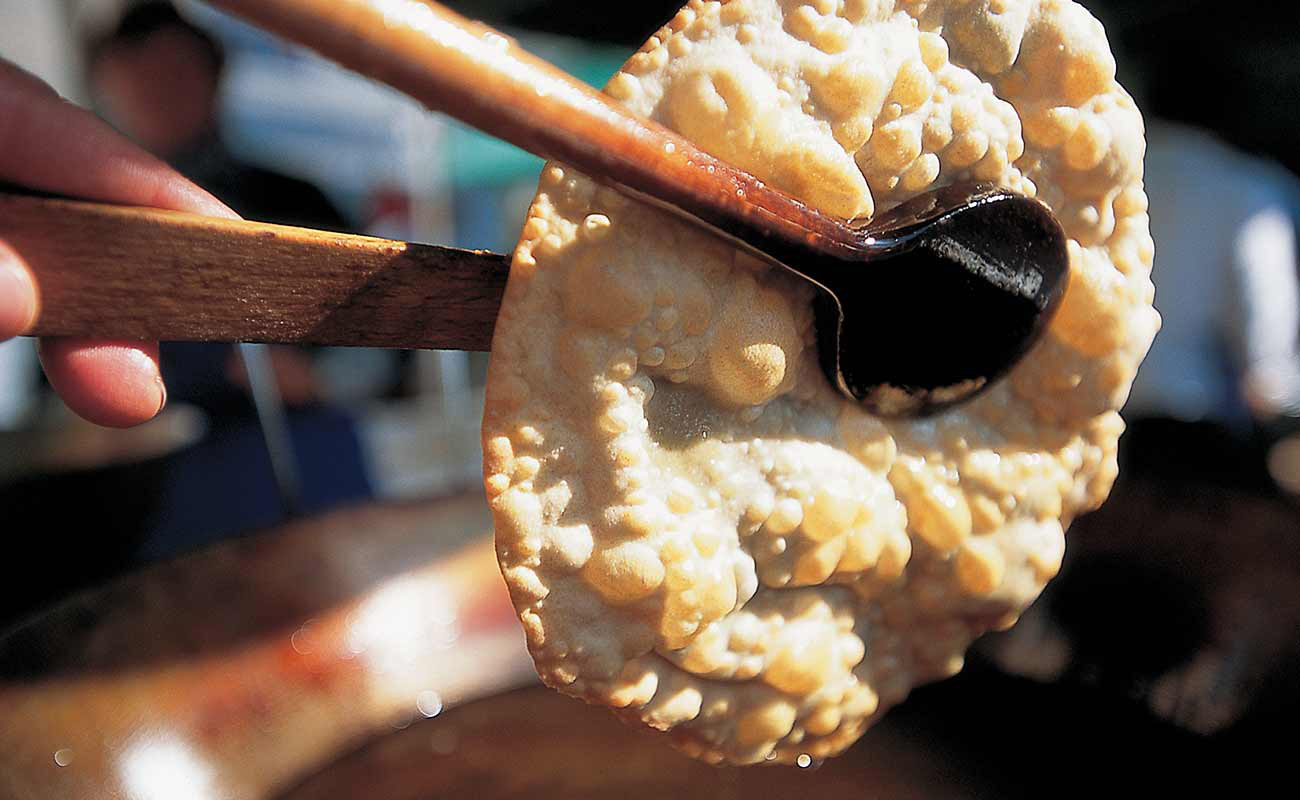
290, 622, 315, 655
417, 690, 444, 718
665, 141, 676, 154
736, 188, 745, 197
706, 164, 716, 174
54, 748, 73, 767
796, 753, 812, 768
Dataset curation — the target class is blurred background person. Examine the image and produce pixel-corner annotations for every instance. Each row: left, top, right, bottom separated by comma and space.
84, 1, 373, 542
86, 0, 347, 420
87, 1, 348, 231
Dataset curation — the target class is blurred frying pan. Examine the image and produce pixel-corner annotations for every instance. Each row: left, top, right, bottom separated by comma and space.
0, 494, 533, 800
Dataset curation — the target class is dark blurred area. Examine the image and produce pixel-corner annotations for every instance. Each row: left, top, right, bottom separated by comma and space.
1089, 0, 1300, 178
0, 0, 1298, 797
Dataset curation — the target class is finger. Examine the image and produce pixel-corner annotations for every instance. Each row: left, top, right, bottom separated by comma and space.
2, 59, 230, 428
0, 238, 36, 340
38, 338, 166, 428
0, 59, 236, 219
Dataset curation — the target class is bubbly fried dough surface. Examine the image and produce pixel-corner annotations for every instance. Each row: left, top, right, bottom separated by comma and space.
483, 0, 1158, 765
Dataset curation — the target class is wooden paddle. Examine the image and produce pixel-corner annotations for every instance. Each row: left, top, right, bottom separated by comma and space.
1, 190, 508, 351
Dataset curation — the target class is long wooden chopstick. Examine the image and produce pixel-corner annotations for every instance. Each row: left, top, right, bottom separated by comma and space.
1, 191, 508, 350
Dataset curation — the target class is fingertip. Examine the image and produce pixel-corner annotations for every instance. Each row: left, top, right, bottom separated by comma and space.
0, 242, 37, 339
39, 339, 166, 428
171, 182, 240, 220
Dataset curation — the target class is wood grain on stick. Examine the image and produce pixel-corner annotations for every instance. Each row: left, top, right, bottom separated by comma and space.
0, 191, 508, 350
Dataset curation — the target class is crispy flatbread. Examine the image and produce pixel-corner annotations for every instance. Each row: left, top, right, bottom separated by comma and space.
483, 0, 1156, 764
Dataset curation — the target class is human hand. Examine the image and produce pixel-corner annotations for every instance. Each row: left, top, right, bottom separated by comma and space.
0, 59, 236, 427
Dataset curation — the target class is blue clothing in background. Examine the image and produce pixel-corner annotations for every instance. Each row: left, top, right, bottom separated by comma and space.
138, 406, 372, 560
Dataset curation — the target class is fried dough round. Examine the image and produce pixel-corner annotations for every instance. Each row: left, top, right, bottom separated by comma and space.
483, 0, 1157, 765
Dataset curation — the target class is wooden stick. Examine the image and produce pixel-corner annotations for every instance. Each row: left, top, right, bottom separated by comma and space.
0, 191, 508, 350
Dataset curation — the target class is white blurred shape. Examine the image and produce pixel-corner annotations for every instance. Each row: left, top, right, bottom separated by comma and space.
1128, 122, 1300, 425
0, 0, 83, 99
119, 733, 221, 800
1267, 436, 1300, 495
416, 689, 444, 718
0, 340, 37, 430
347, 573, 459, 677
